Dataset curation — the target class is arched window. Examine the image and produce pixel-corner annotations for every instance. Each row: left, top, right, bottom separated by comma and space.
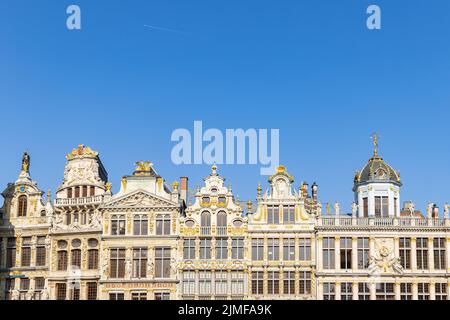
200, 211, 211, 235
217, 211, 227, 236
17, 195, 28, 217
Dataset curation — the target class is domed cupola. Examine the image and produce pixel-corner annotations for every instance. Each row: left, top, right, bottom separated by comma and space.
353, 135, 402, 218
353, 153, 401, 188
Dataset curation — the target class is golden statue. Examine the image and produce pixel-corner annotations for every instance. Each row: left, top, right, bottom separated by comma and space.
135, 161, 152, 172
21, 152, 30, 173
371, 133, 379, 156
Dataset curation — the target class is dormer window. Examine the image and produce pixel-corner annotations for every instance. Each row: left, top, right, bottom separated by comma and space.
218, 196, 226, 204
202, 197, 210, 204
211, 188, 218, 193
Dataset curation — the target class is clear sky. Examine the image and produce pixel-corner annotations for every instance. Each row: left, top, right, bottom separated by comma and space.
1, 0, 449, 213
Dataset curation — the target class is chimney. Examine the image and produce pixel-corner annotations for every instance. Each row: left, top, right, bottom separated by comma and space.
180, 177, 188, 205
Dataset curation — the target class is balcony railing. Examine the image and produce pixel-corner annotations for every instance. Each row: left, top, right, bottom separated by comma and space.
216, 226, 227, 236
54, 195, 103, 207
317, 216, 447, 227
200, 226, 211, 235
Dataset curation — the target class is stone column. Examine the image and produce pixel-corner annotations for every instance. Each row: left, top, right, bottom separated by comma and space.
430, 282, 436, 300
335, 281, 341, 300
352, 282, 358, 300
412, 281, 418, 300
334, 236, 340, 271
352, 237, 358, 271
316, 236, 323, 271
446, 237, 450, 274
370, 282, 376, 300
411, 237, 417, 272
395, 281, 401, 300
428, 237, 434, 271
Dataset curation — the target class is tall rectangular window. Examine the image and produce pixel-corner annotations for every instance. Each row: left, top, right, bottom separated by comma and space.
283, 239, 295, 261
109, 248, 125, 278
323, 238, 335, 269
35, 236, 46, 267
268, 239, 279, 261
88, 249, 98, 269
433, 238, 446, 270
200, 238, 211, 259
6, 237, 16, 268
252, 239, 264, 261
267, 206, 279, 224
111, 215, 126, 236
363, 198, 368, 217
133, 215, 148, 236
156, 214, 171, 235
400, 283, 412, 300
87, 282, 97, 300
382, 196, 389, 217
357, 237, 369, 269
435, 283, 447, 300
57, 251, 68, 271
283, 271, 295, 295
182, 271, 195, 296
231, 272, 244, 296
358, 283, 370, 300
394, 197, 398, 216
341, 282, 353, 300
183, 239, 196, 260
56, 283, 67, 300
155, 247, 171, 278
375, 196, 389, 217
216, 238, 228, 260
417, 283, 430, 300
340, 237, 352, 269
82, 186, 88, 197
416, 238, 428, 270
21, 237, 31, 267
71, 249, 81, 268
132, 248, 147, 278
323, 283, 335, 300
199, 271, 211, 296
299, 271, 311, 295
267, 271, 279, 295
20, 278, 30, 300
299, 238, 311, 261
215, 271, 228, 296
232, 238, 244, 259
399, 238, 411, 269
283, 206, 295, 224
252, 271, 264, 295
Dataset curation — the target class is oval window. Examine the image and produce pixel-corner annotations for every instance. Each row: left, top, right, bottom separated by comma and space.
185, 219, 195, 228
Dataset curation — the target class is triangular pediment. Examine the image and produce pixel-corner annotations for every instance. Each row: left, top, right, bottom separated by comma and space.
102, 189, 178, 209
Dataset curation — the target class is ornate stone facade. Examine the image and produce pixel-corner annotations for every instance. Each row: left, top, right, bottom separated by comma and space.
0, 143, 449, 300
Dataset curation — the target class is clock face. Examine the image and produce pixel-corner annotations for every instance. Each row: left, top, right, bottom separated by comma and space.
20, 186, 25, 193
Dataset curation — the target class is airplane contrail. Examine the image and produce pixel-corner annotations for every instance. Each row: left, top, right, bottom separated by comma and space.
143, 24, 189, 35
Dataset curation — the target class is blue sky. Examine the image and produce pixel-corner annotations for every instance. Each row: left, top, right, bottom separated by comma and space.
0, 0, 449, 213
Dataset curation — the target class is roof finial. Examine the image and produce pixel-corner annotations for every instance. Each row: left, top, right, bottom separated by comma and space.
211, 163, 217, 175
371, 133, 379, 157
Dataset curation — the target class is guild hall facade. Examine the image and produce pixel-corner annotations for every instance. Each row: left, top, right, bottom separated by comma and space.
0, 142, 449, 300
